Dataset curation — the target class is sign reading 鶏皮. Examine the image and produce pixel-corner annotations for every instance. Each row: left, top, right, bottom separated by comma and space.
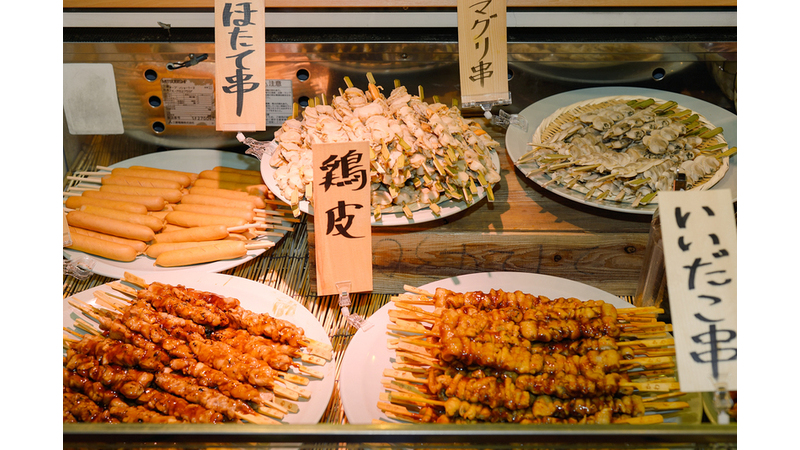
457, 0, 510, 108
214, 0, 266, 132
658, 190, 737, 392
312, 141, 373, 296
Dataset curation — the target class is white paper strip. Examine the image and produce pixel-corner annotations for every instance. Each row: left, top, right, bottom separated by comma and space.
659, 190, 737, 392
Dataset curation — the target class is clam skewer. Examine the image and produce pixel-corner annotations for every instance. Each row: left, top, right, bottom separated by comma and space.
517, 96, 730, 206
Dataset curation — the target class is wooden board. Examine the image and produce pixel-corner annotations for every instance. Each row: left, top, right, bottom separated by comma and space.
310, 228, 647, 295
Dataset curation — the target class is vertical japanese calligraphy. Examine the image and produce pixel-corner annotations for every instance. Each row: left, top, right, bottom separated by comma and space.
457, 0, 510, 107
214, 0, 266, 131
312, 141, 373, 296
659, 190, 737, 392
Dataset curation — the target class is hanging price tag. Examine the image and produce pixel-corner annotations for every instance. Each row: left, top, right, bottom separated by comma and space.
214, 0, 266, 131
658, 190, 737, 392
312, 141, 373, 296
457, 0, 511, 109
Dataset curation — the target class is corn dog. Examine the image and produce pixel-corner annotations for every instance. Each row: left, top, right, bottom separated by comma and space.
152, 224, 229, 244
212, 166, 262, 178
180, 193, 257, 211
198, 169, 262, 185
69, 226, 148, 254
101, 175, 183, 190
155, 241, 247, 267
187, 186, 266, 209
64, 195, 149, 215
246, 184, 270, 197
80, 205, 165, 232
172, 203, 255, 222
66, 210, 156, 242
165, 210, 248, 229
191, 178, 266, 193
160, 223, 188, 234
111, 167, 193, 187
148, 210, 171, 221
99, 184, 183, 204
144, 240, 223, 258
66, 232, 138, 262
81, 190, 167, 211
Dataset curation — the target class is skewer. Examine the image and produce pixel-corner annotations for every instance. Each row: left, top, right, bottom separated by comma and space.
378, 285, 686, 426
65, 274, 332, 425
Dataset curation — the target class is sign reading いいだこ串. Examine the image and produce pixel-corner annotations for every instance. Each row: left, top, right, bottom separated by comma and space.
312, 141, 373, 296
658, 190, 737, 392
214, 0, 266, 132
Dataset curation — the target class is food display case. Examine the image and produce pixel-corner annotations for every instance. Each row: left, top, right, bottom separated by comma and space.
62, 2, 737, 449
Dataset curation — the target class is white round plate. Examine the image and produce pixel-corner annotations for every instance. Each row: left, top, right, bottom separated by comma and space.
63, 272, 336, 425
340, 271, 700, 425
261, 150, 501, 226
506, 87, 737, 215
64, 149, 286, 278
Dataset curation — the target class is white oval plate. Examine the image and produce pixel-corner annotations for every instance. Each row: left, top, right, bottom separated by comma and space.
64, 149, 287, 278
340, 271, 700, 425
506, 87, 737, 215
63, 272, 336, 425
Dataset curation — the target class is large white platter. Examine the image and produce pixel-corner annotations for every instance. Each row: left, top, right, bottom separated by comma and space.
505, 87, 737, 215
340, 271, 701, 425
261, 150, 501, 227
63, 272, 336, 425
64, 149, 287, 278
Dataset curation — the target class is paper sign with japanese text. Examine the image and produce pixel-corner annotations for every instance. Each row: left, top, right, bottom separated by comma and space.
659, 190, 737, 392
457, 0, 510, 107
214, 0, 266, 131
312, 141, 373, 296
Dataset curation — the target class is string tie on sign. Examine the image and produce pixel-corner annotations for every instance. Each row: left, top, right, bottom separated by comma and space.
238, 132, 278, 160
63, 255, 96, 280
336, 281, 373, 331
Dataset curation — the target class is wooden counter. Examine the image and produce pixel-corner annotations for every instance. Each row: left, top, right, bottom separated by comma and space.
309, 120, 653, 297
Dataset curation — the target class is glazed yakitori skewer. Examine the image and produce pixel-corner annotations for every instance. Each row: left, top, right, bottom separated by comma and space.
64, 272, 331, 424
378, 285, 685, 425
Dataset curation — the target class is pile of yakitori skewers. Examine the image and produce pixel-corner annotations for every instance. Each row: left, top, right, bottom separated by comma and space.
517, 95, 736, 208
378, 286, 689, 424
268, 73, 502, 220
64, 165, 299, 266
63, 272, 332, 424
